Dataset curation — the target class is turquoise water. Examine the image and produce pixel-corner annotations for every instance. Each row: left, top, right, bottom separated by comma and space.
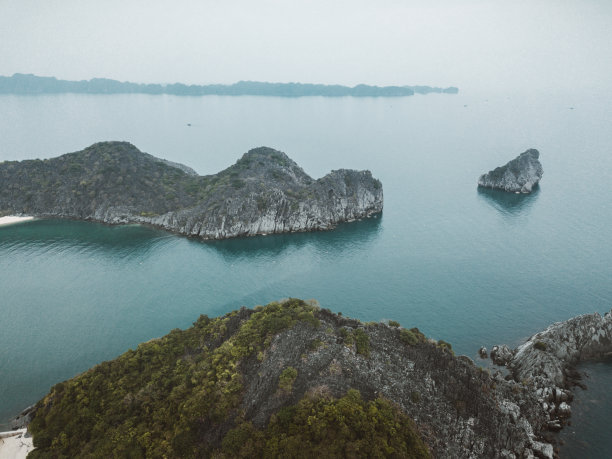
1, 91, 611, 455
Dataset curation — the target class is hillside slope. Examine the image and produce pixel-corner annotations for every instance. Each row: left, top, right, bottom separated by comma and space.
0, 142, 383, 239
27, 299, 548, 458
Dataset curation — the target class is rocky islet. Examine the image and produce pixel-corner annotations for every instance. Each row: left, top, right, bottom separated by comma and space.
478, 149, 543, 193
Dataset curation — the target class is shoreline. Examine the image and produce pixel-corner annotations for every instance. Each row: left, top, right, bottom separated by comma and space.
0, 429, 34, 458
0, 216, 35, 226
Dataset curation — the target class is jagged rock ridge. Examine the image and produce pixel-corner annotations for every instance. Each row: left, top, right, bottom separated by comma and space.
488, 309, 612, 456
478, 149, 543, 193
0, 142, 383, 239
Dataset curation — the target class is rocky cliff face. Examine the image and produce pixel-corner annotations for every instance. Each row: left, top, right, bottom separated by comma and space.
478, 149, 543, 193
250, 310, 550, 459
0, 142, 383, 239
487, 309, 612, 456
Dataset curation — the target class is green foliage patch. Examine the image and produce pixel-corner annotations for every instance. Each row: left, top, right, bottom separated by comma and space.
28, 299, 319, 458
338, 327, 370, 357
436, 340, 454, 354
278, 367, 298, 394
400, 328, 425, 346
220, 389, 430, 458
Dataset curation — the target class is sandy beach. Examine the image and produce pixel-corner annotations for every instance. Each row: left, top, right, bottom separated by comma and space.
0, 430, 34, 458
0, 216, 35, 226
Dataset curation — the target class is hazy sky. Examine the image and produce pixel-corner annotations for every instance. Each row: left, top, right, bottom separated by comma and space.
1, 0, 611, 91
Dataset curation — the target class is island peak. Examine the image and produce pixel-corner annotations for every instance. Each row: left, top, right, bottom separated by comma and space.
23, 299, 551, 458
0, 143, 383, 239
478, 148, 543, 193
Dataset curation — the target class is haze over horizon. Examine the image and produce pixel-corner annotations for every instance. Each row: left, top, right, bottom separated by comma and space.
2, 0, 611, 93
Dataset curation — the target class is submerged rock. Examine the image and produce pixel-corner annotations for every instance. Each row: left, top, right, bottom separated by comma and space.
478, 149, 543, 193
0, 142, 383, 239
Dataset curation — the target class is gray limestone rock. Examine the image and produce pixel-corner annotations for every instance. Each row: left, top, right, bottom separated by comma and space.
490, 344, 514, 365
490, 309, 612, 444
239, 307, 549, 458
0, 143, 383, 239
478, 149, 543, 193
478, 346, 488, 359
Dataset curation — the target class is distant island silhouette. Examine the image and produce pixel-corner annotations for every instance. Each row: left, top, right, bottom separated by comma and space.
0, 73, 458, 97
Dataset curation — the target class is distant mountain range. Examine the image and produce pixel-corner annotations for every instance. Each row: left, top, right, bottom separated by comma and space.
0, 73, 458, 97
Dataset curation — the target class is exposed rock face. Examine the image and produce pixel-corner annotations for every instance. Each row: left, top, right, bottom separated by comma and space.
478, 149, 543, 193
248, 311, 549, 459
0, 142, 383, 239
490, 309, 612, 444
490, 344, 514, 365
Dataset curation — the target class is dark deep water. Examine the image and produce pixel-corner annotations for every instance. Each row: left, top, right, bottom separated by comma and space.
1, 90, 611, 456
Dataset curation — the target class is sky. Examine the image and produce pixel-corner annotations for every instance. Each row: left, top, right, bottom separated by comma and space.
1, 0, 611, 92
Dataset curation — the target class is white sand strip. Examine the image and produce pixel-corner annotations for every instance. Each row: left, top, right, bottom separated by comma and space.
0, 216, 35, 226
0, 429, 34, 458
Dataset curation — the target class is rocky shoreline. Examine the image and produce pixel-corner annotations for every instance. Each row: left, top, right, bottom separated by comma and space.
480, 309, 612, 457
0, 142, 383, 240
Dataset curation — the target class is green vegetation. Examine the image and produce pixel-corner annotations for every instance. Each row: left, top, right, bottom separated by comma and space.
400, 328, 426, 346
353, 328, 371, 357
389, 320, 401, 327
534, 341, 547, 351
338, 327, 370, 357
278, 367, 298, 394
0, 142, 212, 217
220, 390, 430, 458
436, 340, 453, 354
28, 299, 320, 458
27, 299, 433, 458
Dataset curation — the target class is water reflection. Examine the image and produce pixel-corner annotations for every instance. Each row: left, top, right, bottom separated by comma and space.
203, 214, 383, 261
477, 186, 540, 215
0, 218, 171, 259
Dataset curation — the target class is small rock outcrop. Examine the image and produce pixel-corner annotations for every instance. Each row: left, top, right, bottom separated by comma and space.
489, 309, 612, 446
478, 346, 488, 359
0, 142, 383, 239
478, 149, 543, 193
490, 344, 514, 365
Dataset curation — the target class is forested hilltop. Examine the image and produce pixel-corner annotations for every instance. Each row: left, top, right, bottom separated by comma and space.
0, 73, 458, 97
0, 142, 383, 239
25, 299, 551, 458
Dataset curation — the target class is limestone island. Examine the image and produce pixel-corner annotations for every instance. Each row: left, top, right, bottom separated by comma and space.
0, 142, 383, 239
11, 299, 555, 458
478, 149, 543, 193
9, 300, 611, 457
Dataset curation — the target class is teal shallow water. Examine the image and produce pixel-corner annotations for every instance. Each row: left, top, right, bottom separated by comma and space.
1, 91, 611, 455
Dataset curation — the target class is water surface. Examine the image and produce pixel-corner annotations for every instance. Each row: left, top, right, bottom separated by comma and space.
1, 91, 611, 456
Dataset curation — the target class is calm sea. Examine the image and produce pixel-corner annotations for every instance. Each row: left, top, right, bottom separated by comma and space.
1, 90, 611, 455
